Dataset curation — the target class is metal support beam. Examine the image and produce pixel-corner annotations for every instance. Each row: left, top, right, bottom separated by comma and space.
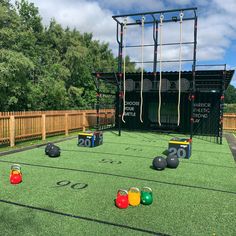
112, 7, 197, 20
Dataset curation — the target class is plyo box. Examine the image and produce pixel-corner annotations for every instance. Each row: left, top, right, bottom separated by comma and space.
78, 131, 103, 148
168, 138, 192, 159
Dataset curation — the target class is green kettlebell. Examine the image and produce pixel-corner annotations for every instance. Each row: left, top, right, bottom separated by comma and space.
141, 187, 153, 205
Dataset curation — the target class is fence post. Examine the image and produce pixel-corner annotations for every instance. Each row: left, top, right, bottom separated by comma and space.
105, 112, 108, 125
82, 112, 86, 132
9, 115, 15, 147
112, 110, 115, 125
42, 114, 46, 141
65, 113, 69, 136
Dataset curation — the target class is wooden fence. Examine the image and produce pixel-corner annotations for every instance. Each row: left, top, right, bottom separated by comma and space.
0, 109, 115, 147
1, 110, 235, 147
223, 113, 236, 131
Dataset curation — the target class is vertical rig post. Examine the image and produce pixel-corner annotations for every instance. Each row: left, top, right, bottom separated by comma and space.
219, 65, 226, 144
190, 12, 198, 140
96, 74, 100, 131
117, 22, 123, 136
153, 17, 158, 82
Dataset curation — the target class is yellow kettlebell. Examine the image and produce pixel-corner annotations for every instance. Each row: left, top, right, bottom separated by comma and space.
128, 187, 140, 206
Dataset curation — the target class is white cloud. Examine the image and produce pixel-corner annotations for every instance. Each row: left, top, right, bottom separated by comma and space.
29, 0, 116, 45
213, 0, 236, 14
92, 0, 165, 13
11, 0, 236, 73
166, 0, 192, 5
197, 17, 231, 60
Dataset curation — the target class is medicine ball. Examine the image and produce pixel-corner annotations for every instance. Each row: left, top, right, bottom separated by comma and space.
45, 143, 55, 155
48, 145, 60, 158
166, 155, 179, 169
152, 156, 167, 171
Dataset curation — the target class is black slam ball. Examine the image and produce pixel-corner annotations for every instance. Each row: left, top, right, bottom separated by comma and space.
48, 145, 61, 158
166, 155, 179, 168
45, 143, 55, 155
152, 156, 167, 171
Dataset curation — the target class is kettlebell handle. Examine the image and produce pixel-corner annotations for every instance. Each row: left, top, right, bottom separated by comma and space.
117, 189, 128, 195
142, 187, 152, 192
129, 187, 140, 193
11, 164, 21, 170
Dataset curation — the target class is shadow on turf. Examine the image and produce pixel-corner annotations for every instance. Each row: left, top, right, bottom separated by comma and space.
0, 136, 77, 157
0, 204, 40, 234
180, 160, 236, 169
149, 165, 165, 171
104, 141, 232, 156
162, 150, 168, 156
1, 141, 234, 170
122, 131, 229, 150
0, 199, 168, 236
110, 130, 120, 136
39, 146, 154, 160
40, 147, 235, 170
225, 133, 236, 162
0, 159, 235, 196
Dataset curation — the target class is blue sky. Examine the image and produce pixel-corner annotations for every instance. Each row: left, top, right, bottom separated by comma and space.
19, 0, 236, 86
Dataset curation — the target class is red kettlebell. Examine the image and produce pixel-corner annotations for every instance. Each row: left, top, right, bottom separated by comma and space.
115, 189, 129, 209
10, 173, 22, 184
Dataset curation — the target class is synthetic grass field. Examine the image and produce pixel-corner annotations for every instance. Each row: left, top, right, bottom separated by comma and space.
0, 131, 235, 236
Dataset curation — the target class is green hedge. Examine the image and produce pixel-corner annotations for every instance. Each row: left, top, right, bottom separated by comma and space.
224, 104, 236, 113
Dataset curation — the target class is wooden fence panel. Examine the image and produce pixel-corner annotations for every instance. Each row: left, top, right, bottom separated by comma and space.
223, 114, 236, 131
0, 109, 115, 147
86, 113, 97, 127
46, 114, 65, 135
15, 115, 42, 141
0, 116, 10, 143
68, 113, 84, 131
5, 110, 236, 145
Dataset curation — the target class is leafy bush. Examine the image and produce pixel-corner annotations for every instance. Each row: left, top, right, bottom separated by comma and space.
224, 104, 236, 113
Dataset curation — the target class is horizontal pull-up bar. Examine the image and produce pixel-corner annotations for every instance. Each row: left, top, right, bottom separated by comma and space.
112, 7, 197, 19
114, 17, 196, 25
123, 17, 196, 26
124, 42, 194, 48
130, 59, 194, 64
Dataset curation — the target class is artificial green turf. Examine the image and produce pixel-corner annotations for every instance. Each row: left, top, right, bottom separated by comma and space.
0, 131, 235, 236
0, 132, 78, 152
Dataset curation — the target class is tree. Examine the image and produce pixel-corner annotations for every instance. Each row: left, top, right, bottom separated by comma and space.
0, 0, 139, 111
0, 49, 34, 111
27, 77, 69, 110
15, 0, 43, 33
0, 0, 21, 49
225, 84, 236, 104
